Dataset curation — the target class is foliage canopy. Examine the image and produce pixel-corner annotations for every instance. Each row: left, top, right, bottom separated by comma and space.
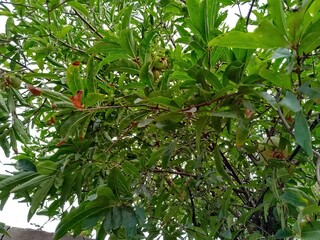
1, 0, 320, 239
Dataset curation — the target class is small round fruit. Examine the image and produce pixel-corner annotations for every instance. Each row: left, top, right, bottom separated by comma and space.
10, 77, 21, 89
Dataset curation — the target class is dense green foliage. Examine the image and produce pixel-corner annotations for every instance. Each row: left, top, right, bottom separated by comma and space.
0, 0, 320, 239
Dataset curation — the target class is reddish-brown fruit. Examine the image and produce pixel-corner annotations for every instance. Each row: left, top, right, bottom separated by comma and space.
27, 85, 42, 96
286, 115, 294, 123
48, 117, 55, 125
51, 103, 58, 110
70, 90, 84, 109
244, 108, 254, 119
72, 61, 81, 66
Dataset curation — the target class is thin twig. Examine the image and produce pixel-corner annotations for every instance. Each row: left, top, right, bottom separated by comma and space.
105, 121, 138, 152
278, 107, 293, 136
0, 53, 35, 73
73, 9, 103, 39
279, 108, 320, 184
246, 0, 256, 28
186, 184, 199, 226
181, 92, 239, 112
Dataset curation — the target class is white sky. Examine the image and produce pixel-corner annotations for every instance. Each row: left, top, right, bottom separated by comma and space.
0, 0, 265, 233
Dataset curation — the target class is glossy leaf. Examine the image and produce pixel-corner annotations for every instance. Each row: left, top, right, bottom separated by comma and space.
294, 111, 312, 156
301, 221, 320, 240
280, 91, 301, 112
209, 21, 289, 49
28, 176, 55, 221
54, 202, 109, 240
280, 188, 309, 208
66, 63, 84, 95
162, 142, 175, 169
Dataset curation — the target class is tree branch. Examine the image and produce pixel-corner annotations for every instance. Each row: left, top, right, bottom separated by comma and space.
186, 184, 199, 226
73, 9, 103, 39
246, 0, 256, 28
0, 53, 35, 73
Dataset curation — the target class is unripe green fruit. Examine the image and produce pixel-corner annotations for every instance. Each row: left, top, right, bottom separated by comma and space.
152, 57, 168, 71
258, 136, 288, 161
152, 69, 160, 80
10, 77, 21, 89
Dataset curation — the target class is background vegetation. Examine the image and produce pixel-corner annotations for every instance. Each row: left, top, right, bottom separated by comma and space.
0, 0, 320, 239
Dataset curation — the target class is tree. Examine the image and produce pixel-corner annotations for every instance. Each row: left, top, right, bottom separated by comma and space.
0, 0, 320, 239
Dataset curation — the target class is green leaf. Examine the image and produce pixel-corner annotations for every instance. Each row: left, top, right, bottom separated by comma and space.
294, 111, 312, 156
86, 55, 97, 93
54, 202, 109, 240
83, 93, 105, 107
36, 160, 57, 175
107, 59, 140, 74
11, 175, 51, 192
88, 41, 122, 55
186, 0, 205, 41
302, 205, 320, 216
137, 118, 153, 128
203, 69, 223, 90
0, 94, 9, 112
68, 1, 89, 17
108, 168, 130, 196
13, 115, 30, 143
15, 159, 36, 172
60, 112, 92, 140
221, 187, 233, 216
214, 148, 233, 185
236, 119, 249, 147
60, 172, 79, 207
223, 60, 244, 84
135, 207, 146, 225
148, 96, 180, 110
96, 185, 116, 200
268, 0, 287, 36
121, 206, 137, 239
0, 172, 38, 192
122, 162, 140, 178
162, 142, 175, 169
112, 207, 122, 229
40, 88, 72, 103
299, 32, 320, 54
139, 62, 154, 88
103, 208, 112, 231
121, 5, 133, 30
66, 64, 84, 95
209, 21, 289, 49
280, 188, 309, 208
259, 68, 292, 89
79, 112, 94, 140
301, 221, 320, 240
119, 28, 136, 58
139, 30, 157, 63
274, 229, 293, 239
28, 176, 55, 221
280, 91, 301, 112
259, 91, 278, 109
24, 72, 60, 80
